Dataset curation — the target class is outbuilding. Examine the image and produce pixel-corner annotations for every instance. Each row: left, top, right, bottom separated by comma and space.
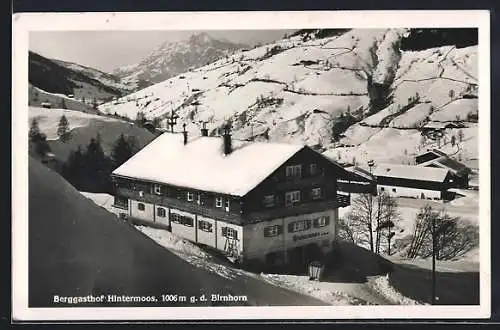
371, 163, 453, 200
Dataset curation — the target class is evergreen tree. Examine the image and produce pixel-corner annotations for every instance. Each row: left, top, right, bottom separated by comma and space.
111, 134, 133, 168
34, 133, 51, 157
62, 146, 84, 189
135, 111, 147, 127
29, 118, 41, 142
57, 115, 71, 142
83, 136, 112, 192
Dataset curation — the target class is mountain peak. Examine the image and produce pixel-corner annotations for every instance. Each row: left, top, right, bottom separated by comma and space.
188, 32, 213, 43
113, 33, 247, 85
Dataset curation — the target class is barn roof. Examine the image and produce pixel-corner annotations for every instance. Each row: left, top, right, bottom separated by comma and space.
415, 148, 448, 159
112, 132, 343, 197
372, 163, 450, 183
423, 122, 461, 130
418, 156, 469, 174
342, 165, 376, 182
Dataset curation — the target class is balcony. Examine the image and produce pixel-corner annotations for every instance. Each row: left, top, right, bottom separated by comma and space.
336, 192, 350, 207
245, 199, 347, 223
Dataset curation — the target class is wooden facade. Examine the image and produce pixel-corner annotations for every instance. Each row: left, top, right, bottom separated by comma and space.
111, 144, 350, 266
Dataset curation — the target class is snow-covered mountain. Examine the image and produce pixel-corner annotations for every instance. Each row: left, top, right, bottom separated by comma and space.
112, 32, 249, 88
100, 28, 478, 167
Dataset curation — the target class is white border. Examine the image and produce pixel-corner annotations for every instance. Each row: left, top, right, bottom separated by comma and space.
12, 10, 491, 321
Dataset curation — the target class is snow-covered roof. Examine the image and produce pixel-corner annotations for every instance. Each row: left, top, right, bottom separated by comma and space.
343, 165, 375, 182
372, 163, 450, 183
423, 122, 460, 130
418, 156, 469, 174
112, 132, 305, 196
415, 148, 448, 158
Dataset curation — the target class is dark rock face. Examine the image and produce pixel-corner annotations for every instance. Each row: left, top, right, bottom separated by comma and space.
400, 28, 478, 51
366, 75, 392, 114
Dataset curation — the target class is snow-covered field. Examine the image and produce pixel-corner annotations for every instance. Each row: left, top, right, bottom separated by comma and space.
29, 106, 121, 140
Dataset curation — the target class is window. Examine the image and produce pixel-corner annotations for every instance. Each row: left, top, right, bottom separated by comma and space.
171, 213, 180, 223
311, 187, 322, 200
285, 164, 302, 178
187, 191, 194, 201
263, 195, 275, 208
171, 212, 194, 227
392, 188, 396, 193
380, 187, 385, 192
310, 163, 317, 175
137, 203, 145, 211
182, 216, 194, 227
288, 220, 312, 233
264, 225, 283, 237
157, 207, 166, 217
154, 184, 162, 195
225, 199, 230, 212
215, 196, 223, 208
285, 190, 301, 207
314, 216, 330, 228
222, 227, 238, 239
197, 193, 201, 205
113, 195, 128, 209
198, 220, 213, 232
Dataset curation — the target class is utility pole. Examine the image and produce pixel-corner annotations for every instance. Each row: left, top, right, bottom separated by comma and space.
166, 110, 179, 133
431, 213, 436, 305
367, 159, 375, 253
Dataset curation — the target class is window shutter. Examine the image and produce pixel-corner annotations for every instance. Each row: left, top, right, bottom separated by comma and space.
222, 227, 228, 237
288, 223, 295, 233
313, 218, 319, 227
324, 216, 330, 226
277, 225, 283, 235
306, 220, 312, 230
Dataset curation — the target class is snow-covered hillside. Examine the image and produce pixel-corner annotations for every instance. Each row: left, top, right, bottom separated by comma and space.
54, 59, 136, 93
113, 32, 248, 88
29, 51, 129, 109
99, 29, 478, 166
29, 106, 121, 140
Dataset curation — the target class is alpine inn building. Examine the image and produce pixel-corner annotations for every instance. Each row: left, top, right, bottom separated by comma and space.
111, 127, 352, 267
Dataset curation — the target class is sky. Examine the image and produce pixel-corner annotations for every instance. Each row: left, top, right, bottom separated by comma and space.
29, 30, 294, 73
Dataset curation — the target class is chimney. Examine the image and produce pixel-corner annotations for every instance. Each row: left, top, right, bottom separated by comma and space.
223, 124, 232, 155
200, 122, 208, 137
182, 123, 188, 145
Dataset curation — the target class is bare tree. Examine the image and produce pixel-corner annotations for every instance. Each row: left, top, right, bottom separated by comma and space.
346, 193, 375, 252
406, 205, 479, 260
374, 192, 400, 254
338, 217, 356, 243
344, 192, 399, 254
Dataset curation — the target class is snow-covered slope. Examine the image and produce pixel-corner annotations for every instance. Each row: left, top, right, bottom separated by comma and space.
29, 106, 121, 140
113, 32, 248, 88
29, 51, 130, 109
53, 58, 137, 93
100, 29, 478, 166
